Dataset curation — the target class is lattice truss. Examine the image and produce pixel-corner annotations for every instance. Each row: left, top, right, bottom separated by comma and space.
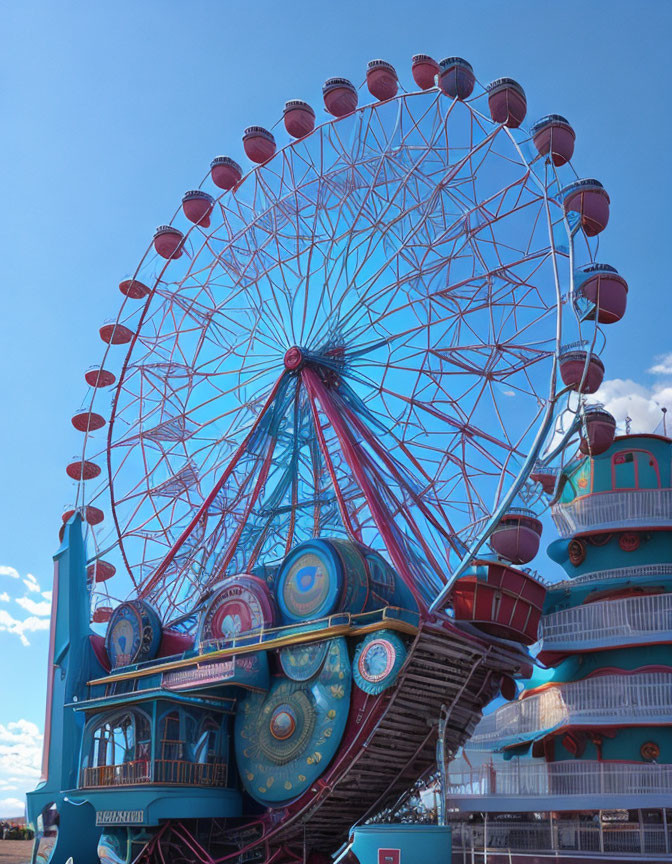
75, 89, 598, 621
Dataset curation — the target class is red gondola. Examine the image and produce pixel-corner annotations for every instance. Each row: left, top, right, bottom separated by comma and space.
119, 278, 150, 298
579, 407, 616, 456
438, 57, 475, 100
99, 323, 133, 344
323, 78, 358, 117
576, 263, 628, 324
283, 100, 315, 138
366, 60, 398, 101
182, 190, 214, 227
559, 350, 605, 394
71, 411, 106, 432
66, 460, 101, 480
210, 156, 242, 190
489, 508, 543, 565
411, 54, 439, 90
562, 179, 610, 236
487, 78, 527, 128
87, 560, 116, 582
153, 226, 184, 259
531, 114, 575, 166
242, 127, 276, 164
451, 561, 546, 645
85, 367, 116, 388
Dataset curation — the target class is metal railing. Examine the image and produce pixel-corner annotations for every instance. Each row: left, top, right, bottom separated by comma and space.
551, 489, 672, 537
452, 818, 672, 856
80, 758, 228, 788
540, 593, 672, 650
446, 760, 672, 799
553, 563, 672, 589
469, 672, 672, 748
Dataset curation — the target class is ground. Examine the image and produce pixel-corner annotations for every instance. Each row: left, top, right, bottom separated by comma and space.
0, 841, 33, 864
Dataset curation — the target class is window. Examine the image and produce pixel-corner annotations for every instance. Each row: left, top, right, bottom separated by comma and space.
194, 717, 222, 765
612, 451, 660, 491
90, 711, 151, 768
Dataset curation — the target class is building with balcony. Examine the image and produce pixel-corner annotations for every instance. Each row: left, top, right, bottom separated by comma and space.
444, 433, 672, 862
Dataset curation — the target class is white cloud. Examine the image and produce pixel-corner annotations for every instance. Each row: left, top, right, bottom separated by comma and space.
22, 573, 41, 594
594, 378, 672, 434
0, 609, 50, 647
0, 566, 51, 646
15, 597, 51, 617
0, 719, 43, 816
0, 797, 26, 817
649, 352, 672, 376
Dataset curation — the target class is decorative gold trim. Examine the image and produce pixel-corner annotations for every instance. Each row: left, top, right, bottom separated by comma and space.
88, 614, 419, 687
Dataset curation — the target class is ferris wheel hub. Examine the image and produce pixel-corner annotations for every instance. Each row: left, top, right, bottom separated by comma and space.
284, 346, 305, 371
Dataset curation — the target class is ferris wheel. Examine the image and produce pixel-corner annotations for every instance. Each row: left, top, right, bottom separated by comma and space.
65, 55, 622, 625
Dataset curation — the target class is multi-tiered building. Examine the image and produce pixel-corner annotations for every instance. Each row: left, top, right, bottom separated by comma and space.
446, 432, 672, 862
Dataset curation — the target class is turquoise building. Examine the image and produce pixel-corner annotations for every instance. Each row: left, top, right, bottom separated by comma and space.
446, 433, 672, 860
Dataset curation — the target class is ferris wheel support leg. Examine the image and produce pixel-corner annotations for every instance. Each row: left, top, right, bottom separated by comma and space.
302, 366, 426, 611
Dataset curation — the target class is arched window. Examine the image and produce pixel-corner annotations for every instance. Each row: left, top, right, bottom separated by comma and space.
90, 711, 151, 768
194, 717, 223, 765
83, 710, 151, 786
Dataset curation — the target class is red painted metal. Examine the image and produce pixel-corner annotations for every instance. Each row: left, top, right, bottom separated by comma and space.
489, 509, 543, 565
99, 323, 133, 344
87, 560, 116, 582
580, 408, 616, 456
71, 410, 106, 432
366, 60, 398, 101
210, 156, 242, 190
559, 351, 605, 394
577, 264, 628, 324
182, 190, 214, 227
302, 366, 426, 610
487, 78, 527, 128
411, 54, 439, 90
323, 78, 357, 116
531, 114, 575, 166
66, 460, 101, 480
119, 278, 150, 299
243, 126, 276, 163
283, 101, 315, 138
85, 367, 116, 388
153, 225, 184, 259
562, 179, 610, 236
136, 372, 287, 600
451, 561, 546, 644
438, 57, 475, 99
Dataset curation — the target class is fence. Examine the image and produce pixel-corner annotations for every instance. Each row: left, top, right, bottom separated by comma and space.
540, 593, 672, 650
468, 672, 672, 748
446, 760, 672, 800
452, 818, 672, 857
80, 758, 228, 788
551, 489, 672, 537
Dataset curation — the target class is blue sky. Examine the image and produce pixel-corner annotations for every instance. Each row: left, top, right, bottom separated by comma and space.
0, 0, 670, 816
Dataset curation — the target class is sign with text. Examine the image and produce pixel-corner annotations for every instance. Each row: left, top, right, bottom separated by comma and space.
96, 809, 144, 826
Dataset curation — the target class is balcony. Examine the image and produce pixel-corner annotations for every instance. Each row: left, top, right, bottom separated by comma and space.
80, 759, 228, 788
445, 760, 672, 811
551, 488, 672, 538
469, 672, 672, 749
540, 593, 672, 652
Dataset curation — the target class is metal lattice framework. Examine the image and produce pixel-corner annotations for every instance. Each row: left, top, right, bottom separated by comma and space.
71, 83, 601, 622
